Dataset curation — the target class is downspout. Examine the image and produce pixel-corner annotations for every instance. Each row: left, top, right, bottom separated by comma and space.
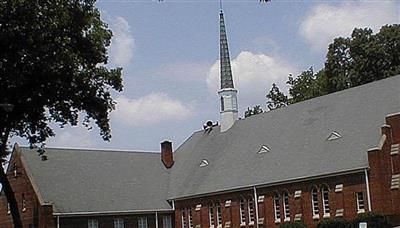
365, 169, 372, 211
172, 200, 175, 210
253, 186, 259, 228
155, 211, 159, 228
57, 216, 60, 228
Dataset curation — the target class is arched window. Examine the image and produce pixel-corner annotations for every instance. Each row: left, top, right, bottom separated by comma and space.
311, 187, 319, 219
283, 192, 290, 222
216, 202, 222, 227
247, 196, 255, 225
239, 197, 246, 225
274, 193, 281, 223
209, 203, 215, 227
321, 185, 330, 217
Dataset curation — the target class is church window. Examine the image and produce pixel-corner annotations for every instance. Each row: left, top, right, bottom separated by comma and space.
88, 219, 98, 228
356, 192, 365, 213
239, 197, 246, 225
138, 217, 148, 228
163, 216, 172, 228
7, 203, 10, 215
274, 193, 281, 223
220, 97, 225, 111
216, 202, 222, 227
22, 194, 26, 212
283, 192, 290, 221
182, 209, 187, 228
311, 187, 319, 219
321, 186, 330, 218
209, 203, 215, 227
188, 208, 193, 228
248, 197, 255, 225
114, 218, 124, 228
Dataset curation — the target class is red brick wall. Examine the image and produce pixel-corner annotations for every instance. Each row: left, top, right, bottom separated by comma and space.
0, 149, 55, 228
175, 173, 372, 228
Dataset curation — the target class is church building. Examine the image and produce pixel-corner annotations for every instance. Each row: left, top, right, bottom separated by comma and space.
1, 10, 400, 228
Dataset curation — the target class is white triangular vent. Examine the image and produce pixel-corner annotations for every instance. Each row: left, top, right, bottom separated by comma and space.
258, 145, 270, 154
200, 159, 209, 167
327, 131, 342, 141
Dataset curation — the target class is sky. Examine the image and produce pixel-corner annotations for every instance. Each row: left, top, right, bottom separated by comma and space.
35, 0, 400, 152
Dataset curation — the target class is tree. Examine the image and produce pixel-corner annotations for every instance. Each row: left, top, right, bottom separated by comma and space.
266, 83, 288, 110
326, 24, 400, 92
0, 1, 123, 227
245, 105, 264, 118
287, 68, 327, 104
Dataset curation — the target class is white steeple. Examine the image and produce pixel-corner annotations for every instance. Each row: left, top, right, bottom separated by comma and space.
218, 10, 238, 132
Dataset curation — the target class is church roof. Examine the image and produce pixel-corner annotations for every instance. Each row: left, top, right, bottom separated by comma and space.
18, 147, 172, 214
168, 75, 400, 200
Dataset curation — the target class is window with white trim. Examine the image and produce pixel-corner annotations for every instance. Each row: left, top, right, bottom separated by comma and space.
138, 217, 148, 228
321, 186, 330, 217
216, 202, 222, 227
114, 218, 124, 228
356, 192, 365, 213
88, 219, 99, 228
311, 187, 319, 218
163, 216, 172, 228
247, 197, 255, 225
182, 209, 187, 228
188, 208, 193, 228
283, 192, 290, 221
239, 197, 246, 225
209, 204, 215, 227
274, 193, 281, 223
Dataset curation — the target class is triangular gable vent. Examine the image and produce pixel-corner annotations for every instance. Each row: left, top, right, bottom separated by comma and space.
258, 145, 270, 154
327, 131, 342, 141
200, 159, 209, 167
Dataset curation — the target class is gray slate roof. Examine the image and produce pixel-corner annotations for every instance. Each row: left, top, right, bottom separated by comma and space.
168, 75, 400, 199
19, 148, 172, 214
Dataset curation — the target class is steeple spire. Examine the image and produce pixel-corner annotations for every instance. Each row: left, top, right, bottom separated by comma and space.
218, 10, 238, 132
219, 10, 234, 89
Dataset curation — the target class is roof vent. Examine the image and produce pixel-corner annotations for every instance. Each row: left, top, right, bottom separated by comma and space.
327, 131, 342, 141
200, 159, 209, 167
258, 145, 270, 154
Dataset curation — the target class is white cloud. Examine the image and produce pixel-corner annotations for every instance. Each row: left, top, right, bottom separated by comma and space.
300, 1, 398, 51
112, 93, 192, 126
108, 16, 135, 66
207, 51, 297, 112
49, 127, 95, 148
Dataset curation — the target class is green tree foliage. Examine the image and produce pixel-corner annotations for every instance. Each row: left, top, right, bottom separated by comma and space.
264, 24, 400, 111
266, 83, 288, 110
244, 105, 264, 118
279, 221, 307, 228
0, 1, 122, 227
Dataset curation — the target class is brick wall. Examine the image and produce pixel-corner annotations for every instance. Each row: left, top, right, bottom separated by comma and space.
174, 173, 368, 228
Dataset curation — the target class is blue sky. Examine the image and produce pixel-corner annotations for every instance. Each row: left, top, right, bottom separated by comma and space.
41, 0, 399, 152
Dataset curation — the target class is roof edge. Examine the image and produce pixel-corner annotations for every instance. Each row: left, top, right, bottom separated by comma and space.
54, 208, 174, 217
170, 167, 367, 201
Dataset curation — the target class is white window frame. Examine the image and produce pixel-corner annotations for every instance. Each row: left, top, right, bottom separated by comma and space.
182, 209, 187, 228
311, 188, 319, 219
88, 219, 99, 228
188, 208, 193, 228
138, 217, 148, 228
216, 202, 222, 227
273, 193, 281, 223
247, 197, 255, 225
163, 216, 172, 228
283, 192, 290, 222
356, 192, 365, 214
114, 218, 124, 228
321, 186, 330, 218
239, 197, 246, 226
209, 204, 215, 228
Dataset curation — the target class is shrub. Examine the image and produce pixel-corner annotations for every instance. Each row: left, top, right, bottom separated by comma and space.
350, 212, 392, 228
317, 218, 350, 228
280, 221, 307, 228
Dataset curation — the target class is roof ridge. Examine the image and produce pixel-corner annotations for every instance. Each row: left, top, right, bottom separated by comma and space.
19, 146, 159, 155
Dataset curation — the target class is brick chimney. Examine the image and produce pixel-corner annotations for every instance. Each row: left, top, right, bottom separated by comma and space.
161, 140, 174, 169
